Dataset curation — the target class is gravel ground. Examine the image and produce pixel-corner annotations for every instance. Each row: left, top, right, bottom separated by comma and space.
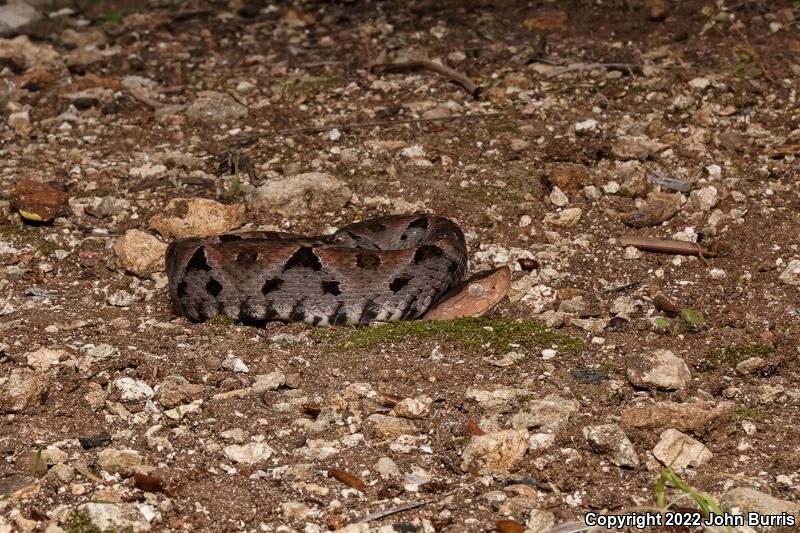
1, 1, 799, 532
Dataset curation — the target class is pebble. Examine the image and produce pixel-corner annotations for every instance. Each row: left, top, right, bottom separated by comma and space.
549, 186, 569, 207
460, 429, 530, 473
375, 457, 400, 478
652, 429, 713, 471
364, 414, 419, 439
10, 180, 68, 222
114, 230, 167, 277
247, 172, 352, 218
393, 395, 432, 419
221, 355, 249, 373
186, 91, 248, 124
0, 2, 42, 36
149, 198, 245, 239
97, 448, 145, 476
778, 259, 800, 286
77, 503, 152, 533
621, 400, 735, 434
223, 442, 274, 464
690, 186, 718, 211
113, 377, 154, 401
0, 367, 47, 413
583, 424, 640, 467
25, 348, 64, 372
626, 349, 691, 390
574, 119, 598, 133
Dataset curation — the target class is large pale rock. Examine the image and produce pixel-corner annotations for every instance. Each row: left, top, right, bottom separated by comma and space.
0, 3, 42, 37
621, 400, 735, 435
25, 348, 64, 372
247, 172, 352, 217
652, 429, 712, 471
97, 448, 144, 476
778, 259, 800, 286
223, 442, 273, 464
149, 198, 245, 239
460, 429, 529, 473
0, 367, 47, 413
77, 503, 151, 533
185, 91, 248, 124
626, 349, 691, 390
511, 395, 580, 431
720, 487, 800, 529
0, 35, 59, 71
114, 230, 167, 276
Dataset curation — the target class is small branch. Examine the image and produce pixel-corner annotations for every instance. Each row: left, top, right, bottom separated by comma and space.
546, 62, 643, 79
370, 59, 481, 99
618, 236, 719, 258
357, 500, 431, 523
229, 112, 504, 145
126, 88, 163, 109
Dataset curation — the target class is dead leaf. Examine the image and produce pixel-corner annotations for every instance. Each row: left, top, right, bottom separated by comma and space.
424, 266, 511, 320
377, 392, 403, 407
467, 420, 486, 436
496, 519, 526, 533
328, 468, 366, 491
623, 200, 679, 228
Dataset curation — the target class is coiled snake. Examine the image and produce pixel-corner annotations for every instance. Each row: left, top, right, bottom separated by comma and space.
165, 215, 468, 325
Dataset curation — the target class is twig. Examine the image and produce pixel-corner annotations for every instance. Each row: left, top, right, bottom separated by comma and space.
126, 88, 163, 109
370, 59, 481, 99
357, 482, 475, 523
229, 112, 504, 145
618, 236, 719, 258
546, 62, 643, 79
358, 499, 431, 522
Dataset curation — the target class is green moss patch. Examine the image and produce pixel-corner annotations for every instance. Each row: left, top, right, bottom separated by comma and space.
320, 317, 583, 356
711, 344, 774, 366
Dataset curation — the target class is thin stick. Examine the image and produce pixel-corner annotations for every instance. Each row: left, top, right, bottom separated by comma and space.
618, 236, 719, 258
230, 112, 504, 144
370, 59, 480, 98
546, 62, 643, 79
126, 88, 163, 109
358, 500, 431, 522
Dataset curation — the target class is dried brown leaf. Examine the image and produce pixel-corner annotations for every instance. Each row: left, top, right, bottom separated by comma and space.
328, 468, 366, 491
496, 519, 527, 533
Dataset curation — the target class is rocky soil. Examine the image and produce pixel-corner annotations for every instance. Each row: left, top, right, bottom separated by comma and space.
1, 0, 799, 532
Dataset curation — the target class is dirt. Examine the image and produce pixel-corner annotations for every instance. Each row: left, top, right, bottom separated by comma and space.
1, 0, 799, 532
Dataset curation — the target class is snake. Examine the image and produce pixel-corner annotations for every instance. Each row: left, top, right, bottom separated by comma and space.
165, 214, 468, 325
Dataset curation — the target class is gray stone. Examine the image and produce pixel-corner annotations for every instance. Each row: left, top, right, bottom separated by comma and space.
77, 503, 151, 532
223, 442, 273, 464
626, 349, 691, 390
583, 423, 640, 468
185, 91, 248, 124
0, 367, 47, 413
0, 2, 42, 37
247, 172, 352, 217
652, 429, 712, 471
720, 487, 800, 530
460, 429, 529, 474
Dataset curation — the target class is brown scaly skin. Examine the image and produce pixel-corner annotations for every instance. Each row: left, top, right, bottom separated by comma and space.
165, 215, 467, 325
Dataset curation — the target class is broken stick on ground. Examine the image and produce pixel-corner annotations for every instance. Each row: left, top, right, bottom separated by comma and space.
370, 58, 481, 99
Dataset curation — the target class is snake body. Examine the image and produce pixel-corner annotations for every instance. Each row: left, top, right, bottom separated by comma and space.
165, 215, 467, 325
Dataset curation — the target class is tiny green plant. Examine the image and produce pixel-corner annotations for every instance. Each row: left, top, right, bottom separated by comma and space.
680, 308, 705, 331
32, 447, 43, 477
655, 467, 732, 532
